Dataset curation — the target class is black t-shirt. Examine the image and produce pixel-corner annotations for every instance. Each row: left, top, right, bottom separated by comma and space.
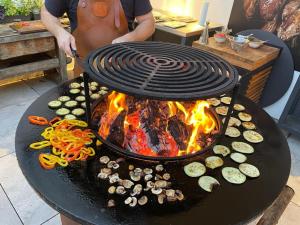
45, 0, 152, 32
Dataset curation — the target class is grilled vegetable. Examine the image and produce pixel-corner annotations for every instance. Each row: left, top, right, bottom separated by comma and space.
205, 156, 224, 169
221, 96, 232, 105
64, 114, 77, 120
64, 100, 78, 108
243, 130, 264, 143
81, 102, 86, 108
231, 141, 254, 154
58, 96, 71, 102
222, 167, 246, 184
70, 88, 81, 95
198, 176, 220, 192
69, 82, 81, 89
234, 104, 245, 111
242, 122, 256, 130
213, 145, 231, 157
207, 98, 221, 106
225, 127, 241, 138
56, 108, 70, 116
230, 152, 247, 163
48, 100, 62, 109
72, 108, 85, 117
238, 112, 252, 122
90, 86, 98, 91
91, 81, 99, 87
91, 93, 100, 100
184, 162, 206, 177
216, 106, 228, 116
75, 96, 86, 102
239, 163, 260, 178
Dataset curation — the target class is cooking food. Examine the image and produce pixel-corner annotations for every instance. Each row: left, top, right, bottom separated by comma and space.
64, 100, 78, 108
184, 162, 206, 177
91, 93, 101, 100
225, 127, 241, 138
100, 86, 109, 91
72, 108, 85, 117
207, 98, 221, 106
232, 141, 255, 154
56, 108, 70, 116
213, 145, 231, 157
81, 102, 86, 108
69, 82, 81, 89
230, 152, 247, 163
69, 88, 81, 95
99, 90, 108, 95
64, 114, 77, 120
28, 116, 49, 126
216, 106, 229, 116
223, 117, 242, 127
48, 100, 62, 109
58, 96, 71, 102
238, 112, 252, 122
75, 96, 86, 102
91, 81, 99, 87
234, 104, 245, 111
222, 167, 247, 184
221, 96, 232, 105
242, 121, 256, 130
90, 86, 98, 92
239, 163, 260, 178
243, 130, 264, 143
198, 176, 220, 192
205, 156, 224, 169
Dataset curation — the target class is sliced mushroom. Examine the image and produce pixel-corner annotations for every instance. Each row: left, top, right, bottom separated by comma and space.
163, 173, 171, 181
128, 165, 134, 171
144, 174, 153, 181
130, 171, 141, 182
124, 196, 133, 205
175, 190, 184, 201
101, 168, 112, 175
131, 184, 143, 196
107, 199, 115, 208
155, 180, 168, 188
158, 193, 166, 204
107, 161, 119, 169
134, 168, 143, 174
109, 173, 120, 184
129, 197, 138, 207
167, 196, 177, 202
108, 186, 116, 194
151, 187, 163, 195
143, 168, 153, 175
155, 174, 163, 181
97, 172, 108, 180
165, 189, 176, 197
138, 196, 148, 206
155, 164, 164, 172
99, 156, 110, 164
147, 181, 155, 188
116, 186, 126, 195
121, 179, 134, 189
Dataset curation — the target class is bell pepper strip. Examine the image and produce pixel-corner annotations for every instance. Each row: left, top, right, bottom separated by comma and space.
41, 127, 54, 140
28, 116, 49, 126
39, 154, 56, 170
49, 117, 61, 126
30, 141, 51, 150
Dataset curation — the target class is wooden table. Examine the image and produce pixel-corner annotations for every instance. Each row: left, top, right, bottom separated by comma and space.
0, 23, 67, 84
193, 38, 281, 103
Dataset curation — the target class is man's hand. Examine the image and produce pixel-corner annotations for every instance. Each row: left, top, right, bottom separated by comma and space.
56, 29, 77, 57
112, 33, 133, 44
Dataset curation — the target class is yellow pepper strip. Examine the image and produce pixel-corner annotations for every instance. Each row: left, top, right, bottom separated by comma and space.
41, 127, 54, 140
52, 147, 62, 156
96, 140, 102, 146
30, 141, 51, 150
87, 147, 95, 156
67, 120, 88, 127
50, 155, 68, 167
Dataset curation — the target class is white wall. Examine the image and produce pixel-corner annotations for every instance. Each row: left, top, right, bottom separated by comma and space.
150, 0, 234, 26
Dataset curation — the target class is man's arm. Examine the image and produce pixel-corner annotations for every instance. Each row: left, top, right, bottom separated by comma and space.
41, 5, 76, 56
112, 11, 155, 43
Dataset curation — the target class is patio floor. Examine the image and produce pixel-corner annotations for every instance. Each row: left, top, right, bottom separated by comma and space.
0, 77, 299, 225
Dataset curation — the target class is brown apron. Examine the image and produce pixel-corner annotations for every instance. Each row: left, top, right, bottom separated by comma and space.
72, 0, 129, 75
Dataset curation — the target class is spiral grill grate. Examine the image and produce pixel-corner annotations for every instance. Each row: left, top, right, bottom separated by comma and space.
85, 42, 238, 100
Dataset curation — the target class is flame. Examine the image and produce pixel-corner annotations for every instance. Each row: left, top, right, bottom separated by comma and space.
98, 92, 218, 157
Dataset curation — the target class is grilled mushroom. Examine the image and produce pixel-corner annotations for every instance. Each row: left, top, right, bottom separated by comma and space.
121, 179, 135, 189
97, 172, 108, 180
99, 156, 110, 164
108, 186, 116, 194
116, 186, 126, 195
165, 189, 176, 197
134, 168, 143, 174
167, 196, 177, 202
138, 196, 148, 206
155, 180, 168, 188
109, 173, 120, 184
143, 168, 153, 175
107, 199, 116, 208
124, 196, 133, 205
129, 197, 138, 207
128, 165, 134, 171
158, 193, 166, 204
107, 161, 119, 169
131, 184, 143, 196
163, 173, 171, 181
175, 190, 184, 201
147, 181, 155, 188
101, 168, 112, 175
151, 187, 163, 195
155, 174, 163, 181
144, 174, 153, 181
155, 164, 164, 172
130, 171, 141, 182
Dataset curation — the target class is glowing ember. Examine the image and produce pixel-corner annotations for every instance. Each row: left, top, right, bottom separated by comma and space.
95, 91, 219, 157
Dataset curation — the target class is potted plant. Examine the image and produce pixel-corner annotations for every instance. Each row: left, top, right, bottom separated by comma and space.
0, 0, 33, 23
31, 0, 43, 20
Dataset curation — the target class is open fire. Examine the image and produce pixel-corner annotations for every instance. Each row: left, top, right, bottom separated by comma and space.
93, 91, 220, 158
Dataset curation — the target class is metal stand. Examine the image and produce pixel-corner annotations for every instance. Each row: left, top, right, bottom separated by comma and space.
83, 72, 92, 126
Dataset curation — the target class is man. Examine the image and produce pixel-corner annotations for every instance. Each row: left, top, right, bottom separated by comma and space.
41, 0, 155, 72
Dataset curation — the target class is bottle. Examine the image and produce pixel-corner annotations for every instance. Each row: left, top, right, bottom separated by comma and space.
199, 21, 210, 45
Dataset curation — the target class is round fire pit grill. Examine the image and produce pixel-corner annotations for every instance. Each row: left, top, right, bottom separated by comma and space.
82, 42, 240, 162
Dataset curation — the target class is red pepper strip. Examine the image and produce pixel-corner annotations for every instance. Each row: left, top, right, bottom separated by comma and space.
49, 117, 61, 126
65, 151, 81, 162
28, 116, 49, 126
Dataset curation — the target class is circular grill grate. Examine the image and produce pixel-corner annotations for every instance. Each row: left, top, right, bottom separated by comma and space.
85, 42, 239, 100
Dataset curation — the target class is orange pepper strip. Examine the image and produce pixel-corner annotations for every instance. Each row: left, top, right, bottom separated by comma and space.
39, 154, 56, 170
28, 116, 49, 126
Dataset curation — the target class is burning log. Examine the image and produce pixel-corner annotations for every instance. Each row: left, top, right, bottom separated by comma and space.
167, 116, 190, 150
107, 110, 126, 146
